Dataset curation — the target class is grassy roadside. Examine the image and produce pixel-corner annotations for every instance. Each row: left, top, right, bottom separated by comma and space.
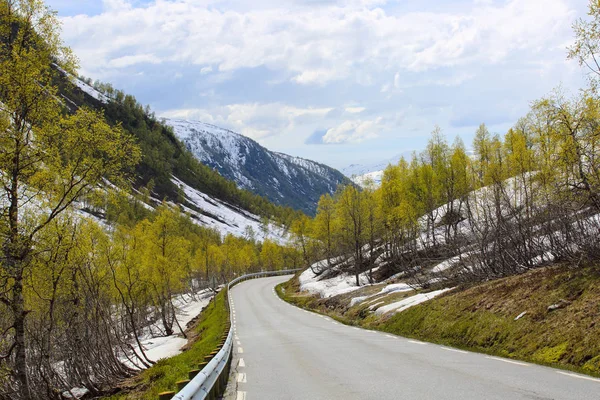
105, 290, 229, 399
276, 265, 600, 377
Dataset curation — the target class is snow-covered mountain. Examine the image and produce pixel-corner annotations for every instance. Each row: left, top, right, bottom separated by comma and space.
342, 152, 415, 187
165, 119, 350, 215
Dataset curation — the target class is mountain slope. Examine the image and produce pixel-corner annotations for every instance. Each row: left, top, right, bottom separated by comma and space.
52, 68, 295, 240
165, 119, 350, 215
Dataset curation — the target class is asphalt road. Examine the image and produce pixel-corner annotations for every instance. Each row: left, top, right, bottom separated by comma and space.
225, 275, 600, 400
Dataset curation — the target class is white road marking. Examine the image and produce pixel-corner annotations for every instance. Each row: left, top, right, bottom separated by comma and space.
237, 373, 247, 383
385, 334, 396, 339
441, 347, 468, 354
352, 327, 360, 331
557, 371, 600, 383
486, 356, 529, 366
238, 358, 246, 367
236, 391, 247, 400
235, 335, 239, 340
237, 340, 241, 346
238, 347, 244, 353
408, 340, 427, 345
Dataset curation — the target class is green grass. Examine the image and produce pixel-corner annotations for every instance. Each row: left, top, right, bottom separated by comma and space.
105, 290, 229, 399
278, 265, 600, 377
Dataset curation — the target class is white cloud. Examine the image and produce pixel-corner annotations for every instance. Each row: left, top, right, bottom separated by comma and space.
102, 0, 130, 12
108, 53, 161, 68
322, 118, 383, 144
345, 107, 366, 113
51, 0, 587, 167
161, 103, 333, 141
59, 0, 576, 86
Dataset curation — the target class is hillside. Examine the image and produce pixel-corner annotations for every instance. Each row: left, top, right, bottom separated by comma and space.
0, 36, 297, 400
166, 119, 350, 215
50, 69, 299, 239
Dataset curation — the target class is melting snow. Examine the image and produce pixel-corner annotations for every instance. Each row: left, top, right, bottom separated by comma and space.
62, 387, 89, 399
172, 177, 288, 244
122, 290, 214, 369
375, 288, 453, 315
299, 268, 372, 298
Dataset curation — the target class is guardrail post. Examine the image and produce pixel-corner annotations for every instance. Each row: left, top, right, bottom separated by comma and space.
158, 391, 175, 400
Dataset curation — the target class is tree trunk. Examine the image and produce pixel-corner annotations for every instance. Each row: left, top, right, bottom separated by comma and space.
12, 269, 31, 400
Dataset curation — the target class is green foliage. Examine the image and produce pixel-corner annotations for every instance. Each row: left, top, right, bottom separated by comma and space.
532, 343, 569, 364
0, 1, 140, 397
569, 0, 600, 90
107, 290, 229, 400
57, 72, 300, 225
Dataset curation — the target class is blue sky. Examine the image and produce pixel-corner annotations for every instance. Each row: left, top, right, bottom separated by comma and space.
48, 0, 588, 169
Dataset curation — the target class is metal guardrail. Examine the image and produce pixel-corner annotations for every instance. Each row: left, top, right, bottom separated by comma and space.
170, 269, 300, 400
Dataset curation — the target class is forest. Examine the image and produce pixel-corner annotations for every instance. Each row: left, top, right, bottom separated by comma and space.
289, 4, 600, 289
296, 92, 600, 287
0, 1, 297, 399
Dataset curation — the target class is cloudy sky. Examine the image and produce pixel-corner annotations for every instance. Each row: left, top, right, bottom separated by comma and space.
47, 0, 587, 169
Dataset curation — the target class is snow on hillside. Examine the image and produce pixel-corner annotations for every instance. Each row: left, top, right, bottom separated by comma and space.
352, 170, 384, 187
76, 177, 288, 244
166, 120, 249, 185
172, 177, 288, 244
72, 79, 110, 104
164, 118, 348, 215
275, 152, 340, 180
121, 289, 214, 369
374, 288, 452, 315
296, 171, 586, 316
53, 64, 110, 104
299, 266, 451, 315
299, 266, 372, 298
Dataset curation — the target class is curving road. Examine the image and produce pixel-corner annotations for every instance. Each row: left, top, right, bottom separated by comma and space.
225, 275, 599, 400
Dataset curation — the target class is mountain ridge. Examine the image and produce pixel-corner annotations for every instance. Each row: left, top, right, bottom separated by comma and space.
165, 119, 351, 215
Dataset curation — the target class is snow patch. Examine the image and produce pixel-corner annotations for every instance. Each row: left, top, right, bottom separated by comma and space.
375, 288, 453, 315
299, 268, 371, 298
172, 176, 287, 244
515, 311, 527, 321
121, 290, 214, 369
62, 387, 89, 399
